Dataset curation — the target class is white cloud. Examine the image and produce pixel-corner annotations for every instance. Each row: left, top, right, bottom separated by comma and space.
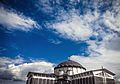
36, 0, 54, 13
36, 0, 81, 14
0, 56, 54, 81
48, 11, 98, 41
42, 0, 120, 42
70, 46, 120, 70
103, 10, 120, 32
49, 39, 62, 44
0, 55, 24, 69
37, 0, 120, 42
47, 8, 120, 41
0, 7, 39, 31
9, 61, 54, 80
105, 37, 120, 51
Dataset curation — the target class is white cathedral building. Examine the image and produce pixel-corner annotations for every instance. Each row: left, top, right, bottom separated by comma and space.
26, 60, 115, 84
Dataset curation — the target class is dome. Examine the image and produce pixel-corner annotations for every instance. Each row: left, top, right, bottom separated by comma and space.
54, 60, 86, 70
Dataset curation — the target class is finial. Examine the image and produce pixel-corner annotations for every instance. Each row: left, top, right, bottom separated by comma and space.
101, 66, 104, 69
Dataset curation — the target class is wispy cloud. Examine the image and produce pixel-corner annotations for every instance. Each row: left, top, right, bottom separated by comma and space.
0, 7, 39, 31
48, 39, 62, 44
41, 0, 120, 41
47, 8, 120, 42
103, 10, 120, 32
50, 15, 92, 41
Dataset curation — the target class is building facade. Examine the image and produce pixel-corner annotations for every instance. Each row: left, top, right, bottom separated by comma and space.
26, 60, 115, 84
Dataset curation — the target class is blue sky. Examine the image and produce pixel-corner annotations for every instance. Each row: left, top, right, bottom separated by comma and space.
0, 0, 91, 63
0, 0, 120, 83
0, 13, 89, 63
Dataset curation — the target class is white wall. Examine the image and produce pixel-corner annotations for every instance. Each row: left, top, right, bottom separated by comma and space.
54, 67, 86, 75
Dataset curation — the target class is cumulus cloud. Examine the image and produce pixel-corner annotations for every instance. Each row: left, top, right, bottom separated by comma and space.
0, 56, 25, 81
9, 61, 54, 80
0, 56, 24, 69
0, 56, 54, 81
0, 7, 39, 31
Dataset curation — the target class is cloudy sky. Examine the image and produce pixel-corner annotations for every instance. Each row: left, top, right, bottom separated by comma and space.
0, 0, 120, 84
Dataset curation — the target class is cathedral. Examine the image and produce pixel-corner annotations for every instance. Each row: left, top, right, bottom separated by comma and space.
26, 60, 115, 84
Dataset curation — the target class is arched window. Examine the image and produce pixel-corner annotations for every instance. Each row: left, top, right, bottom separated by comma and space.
59, 70, 64, 75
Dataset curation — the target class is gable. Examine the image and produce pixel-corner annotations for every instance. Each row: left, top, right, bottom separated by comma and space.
93, 71, 114, 79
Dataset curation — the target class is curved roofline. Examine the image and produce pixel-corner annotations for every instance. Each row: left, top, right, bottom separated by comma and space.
54, 66, 86, 70
54, 60, 86, 70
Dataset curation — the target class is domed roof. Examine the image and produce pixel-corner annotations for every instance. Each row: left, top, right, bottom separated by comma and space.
54, 60, 86, 70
